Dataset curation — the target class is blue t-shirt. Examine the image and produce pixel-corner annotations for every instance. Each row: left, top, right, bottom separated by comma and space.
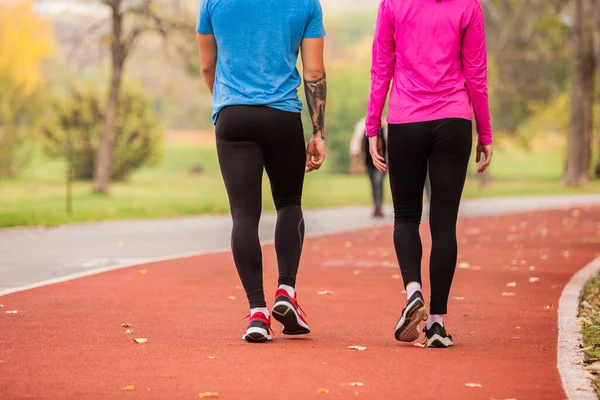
197, 0, 326, 124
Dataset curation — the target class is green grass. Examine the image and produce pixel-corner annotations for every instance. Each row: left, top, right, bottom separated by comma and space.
0, 132, 598, 229
579, 274, 600, 394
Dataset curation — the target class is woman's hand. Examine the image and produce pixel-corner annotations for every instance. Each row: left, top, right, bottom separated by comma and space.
306, 137, 326, 173
476, 143, 493, 173
369, 135, 386, 172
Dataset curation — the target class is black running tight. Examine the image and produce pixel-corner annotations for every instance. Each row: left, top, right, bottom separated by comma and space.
387, 118, 472, 314
215, 106, 306, 309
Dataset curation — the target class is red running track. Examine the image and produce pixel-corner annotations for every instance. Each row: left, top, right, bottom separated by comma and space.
1, 207, 600, 399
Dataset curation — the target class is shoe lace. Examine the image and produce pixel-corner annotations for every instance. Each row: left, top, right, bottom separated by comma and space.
293, 297, 308, 317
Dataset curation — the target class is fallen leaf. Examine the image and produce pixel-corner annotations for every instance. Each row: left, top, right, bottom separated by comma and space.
138, 270, 148, 275
348, 345, 367, 351
208, 356, 216, 359
465, 383, 482, 388
452, 296, 465, 301
5, 310, 17, 314
506, 282, 517, 287
584, 362, 600, 372
317, 388, 329, 394
317, 290, 334, 295
121, 385, 135, 391
544, 304, 555, 311
349, 382, 364, 387
199, 392, 219, 398
529, 266, 536, 271
134, 338, 148, 344
578, 346, 592, 353
226, 296, 236, 300
235, 285, 243, 290
0, 304, 3, 307
121, 323, 131, 328
457, 262, 471, 269
529, 277, 540, 283
502, 292, 517, 297
125, 329, 133, 334
585, 371, 595, 380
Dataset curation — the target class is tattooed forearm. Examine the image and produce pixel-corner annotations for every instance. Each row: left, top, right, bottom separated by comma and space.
304, 73, 327, 139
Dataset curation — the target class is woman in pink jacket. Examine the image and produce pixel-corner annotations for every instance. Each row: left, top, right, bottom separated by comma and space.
366, 0, 493, 347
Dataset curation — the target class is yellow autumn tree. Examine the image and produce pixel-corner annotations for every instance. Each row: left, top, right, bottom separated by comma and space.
0, 0, 55, 176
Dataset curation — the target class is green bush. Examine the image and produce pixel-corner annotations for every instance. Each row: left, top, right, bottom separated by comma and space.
42, 85, 162, 181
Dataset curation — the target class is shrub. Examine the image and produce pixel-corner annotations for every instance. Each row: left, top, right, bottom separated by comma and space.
42, 85, 162, 181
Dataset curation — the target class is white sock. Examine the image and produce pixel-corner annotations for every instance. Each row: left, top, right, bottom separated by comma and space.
406, 282, 422, 299
250, 307, 269, 318
279, 284, 295, 298
427, 314, 444, 329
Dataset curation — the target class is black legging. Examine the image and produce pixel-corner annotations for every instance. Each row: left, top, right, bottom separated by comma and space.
387, 118, 472, 315
215, 106, 306, 309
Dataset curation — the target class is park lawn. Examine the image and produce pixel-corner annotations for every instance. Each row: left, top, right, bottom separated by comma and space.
579, 273, 600, 395
0, 131, 598, 228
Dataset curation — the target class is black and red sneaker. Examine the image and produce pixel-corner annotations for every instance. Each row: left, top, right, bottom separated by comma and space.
241, 312, 272, 343
272, 289, 310, 335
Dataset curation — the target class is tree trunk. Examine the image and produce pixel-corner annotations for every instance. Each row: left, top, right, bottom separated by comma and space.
92, 2, 124, 193
566, 0, 595, 186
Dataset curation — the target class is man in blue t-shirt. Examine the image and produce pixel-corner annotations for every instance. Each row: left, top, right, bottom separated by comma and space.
197, 0, 327, 343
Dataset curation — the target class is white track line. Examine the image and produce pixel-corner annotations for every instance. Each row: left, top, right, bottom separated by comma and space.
558, 256, 600, 399
0, 249, 229, 297
0, 225, 370, 298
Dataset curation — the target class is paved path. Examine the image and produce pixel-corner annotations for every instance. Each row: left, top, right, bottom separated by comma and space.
2, 194, 600, 292
1, 206, 599, 399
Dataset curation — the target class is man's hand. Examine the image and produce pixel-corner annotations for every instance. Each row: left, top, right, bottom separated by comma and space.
306, 137, 326, 172
369, 135, 386, 172
476, 143, 493, 173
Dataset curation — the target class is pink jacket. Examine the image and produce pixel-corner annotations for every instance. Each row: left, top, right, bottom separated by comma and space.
366, 0, 492, 145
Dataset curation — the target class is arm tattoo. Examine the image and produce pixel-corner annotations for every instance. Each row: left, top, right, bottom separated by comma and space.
304, 73, 327, 139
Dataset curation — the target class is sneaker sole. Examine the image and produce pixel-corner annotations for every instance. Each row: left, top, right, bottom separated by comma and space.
242, 327, 272, 343
394, 297, 426, 342
427, 334, 454, 348
272, 301, 311, 335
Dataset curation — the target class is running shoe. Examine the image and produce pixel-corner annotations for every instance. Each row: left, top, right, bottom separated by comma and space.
394, 290, 427, 342
424, 322, 454, 348
241, 312, 272, 343
373, 207, 384, 218
272, 289, 310, 335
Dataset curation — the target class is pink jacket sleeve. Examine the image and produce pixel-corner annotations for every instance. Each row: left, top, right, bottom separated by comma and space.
462, 3, 492, 145
365, 0, 395, 138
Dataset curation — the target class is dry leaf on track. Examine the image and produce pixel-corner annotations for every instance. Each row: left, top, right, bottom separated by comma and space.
502, 292, 516, 297
451, 296, 465, 301
125, 329, 133, 334
348, 345, 367, 351
226, 296, 236, 300
464, 383, 482, 388
134, 338, 148, 344
199, 392, 219, 398
138, 270, 148, 275
317, 388, 329, 394
317, 290, 334, 295
506, 282, 517, 287
5, 310, 17, 314
544, 304, 555, 311
457, 262, 471, 269
529, 277, 540, 283
529, 266, 536, 271
121, 323, 131, 328
121, 385, 135, 391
